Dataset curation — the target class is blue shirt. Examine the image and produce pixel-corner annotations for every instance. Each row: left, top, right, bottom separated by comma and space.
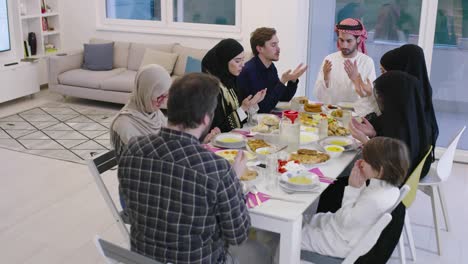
237, 56, 298, 113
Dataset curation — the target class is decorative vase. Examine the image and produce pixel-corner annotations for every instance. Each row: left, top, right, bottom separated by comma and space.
28, 32, 37, 55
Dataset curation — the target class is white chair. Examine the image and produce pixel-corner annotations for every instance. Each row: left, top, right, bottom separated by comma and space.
94, 236, 162, 264
300, 213, 393, 264
87, 150, 130, 245
418, 126, 466, 255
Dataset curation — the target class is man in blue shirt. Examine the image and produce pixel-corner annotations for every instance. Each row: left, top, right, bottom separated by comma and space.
237, 27, 307, 113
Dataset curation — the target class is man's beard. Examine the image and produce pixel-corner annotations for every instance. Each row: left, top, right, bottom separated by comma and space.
341, 45, 357, 56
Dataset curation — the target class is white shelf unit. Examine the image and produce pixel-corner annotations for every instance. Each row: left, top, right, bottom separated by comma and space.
19, 0, 61, 58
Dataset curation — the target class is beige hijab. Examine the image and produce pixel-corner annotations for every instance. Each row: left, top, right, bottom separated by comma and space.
110, 64, 171, 154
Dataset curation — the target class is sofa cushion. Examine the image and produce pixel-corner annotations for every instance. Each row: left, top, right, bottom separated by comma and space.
90, 38, 130, 69
185, 56, 202, 73
139, 49, 179, 74
100, 70, 137, 93
172, 44, 208, 76
58, 68, 126, 89
127, 43, 175, 71
82, 43, 114, 71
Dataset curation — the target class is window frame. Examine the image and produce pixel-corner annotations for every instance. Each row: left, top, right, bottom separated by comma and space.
96, 0, 242, 39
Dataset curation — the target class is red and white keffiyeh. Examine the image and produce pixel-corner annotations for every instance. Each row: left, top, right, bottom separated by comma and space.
335, 18, 368, 54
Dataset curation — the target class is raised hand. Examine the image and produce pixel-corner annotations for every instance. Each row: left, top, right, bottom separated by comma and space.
351, 117, 376, 137
349, 160, 367, 188
202, 127, 221, 144
349, 118, 370, 144
344, 60, 359, 82
281, 63, 308, 84
232, 150, 247, 179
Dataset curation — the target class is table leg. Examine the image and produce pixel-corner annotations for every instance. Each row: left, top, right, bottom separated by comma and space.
279, 216, 302, 264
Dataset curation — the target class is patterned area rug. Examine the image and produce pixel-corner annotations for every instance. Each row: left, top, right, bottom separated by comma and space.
0, 102, 119, 164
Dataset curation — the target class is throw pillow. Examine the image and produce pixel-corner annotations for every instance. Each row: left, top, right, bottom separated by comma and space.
185, 56, 202, 73
140, 49, 179, 74
82, 42, 114, 71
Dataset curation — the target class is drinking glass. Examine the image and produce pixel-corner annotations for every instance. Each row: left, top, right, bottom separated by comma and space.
341, 110, 352, 128
265, 153, 279, 191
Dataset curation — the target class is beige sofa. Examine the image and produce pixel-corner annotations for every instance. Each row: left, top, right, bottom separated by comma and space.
48, 38, 208, 104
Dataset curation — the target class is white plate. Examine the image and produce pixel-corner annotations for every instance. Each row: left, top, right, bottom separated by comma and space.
300, 132, 319, 145
318, 136, 358, 151
337, 101, 355, 110
214, 149, 256, 162
279, 180, 321, 193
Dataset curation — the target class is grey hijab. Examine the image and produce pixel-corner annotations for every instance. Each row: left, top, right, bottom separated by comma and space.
110, 64, 171, 154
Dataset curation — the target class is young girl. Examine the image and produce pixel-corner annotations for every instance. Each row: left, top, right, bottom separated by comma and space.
301, 137, 410, 259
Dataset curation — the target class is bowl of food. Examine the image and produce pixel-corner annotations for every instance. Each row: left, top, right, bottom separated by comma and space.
324, 144, 345, 158
213, 133, 246, 148
255, 147, 275, 161
281, 170, 319, 188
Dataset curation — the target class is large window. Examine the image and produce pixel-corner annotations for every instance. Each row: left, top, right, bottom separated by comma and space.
307, 0, 468, 152
430, 0, 468, 150
99, 0, 239, 35
106, 0, 162, 21
173, 0, 235, 25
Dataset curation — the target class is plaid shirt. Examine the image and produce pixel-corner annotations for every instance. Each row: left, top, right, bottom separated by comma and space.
118, 128, 250, 264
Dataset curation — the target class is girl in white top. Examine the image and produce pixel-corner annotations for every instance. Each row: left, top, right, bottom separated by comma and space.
301, 137, 410, 259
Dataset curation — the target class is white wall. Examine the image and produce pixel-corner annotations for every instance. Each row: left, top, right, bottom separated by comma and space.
59, 0, 310, 95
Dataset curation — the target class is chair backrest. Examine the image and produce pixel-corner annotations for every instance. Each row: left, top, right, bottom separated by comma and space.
402, 146, 433, 208
94, 236, 163, 264
389, 184, 410, 212
437, 126, 466, 182
87, 150, 130, 245
300, 213, 393, 264
342, 213, 393, 264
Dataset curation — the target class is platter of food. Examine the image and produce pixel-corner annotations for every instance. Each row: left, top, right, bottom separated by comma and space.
251, 114, 280, 133
289, 148, 330, 166
215, 149, 256, 162
318, 136, 358, 151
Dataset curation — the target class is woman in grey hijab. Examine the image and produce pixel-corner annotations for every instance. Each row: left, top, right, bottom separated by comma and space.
110, 64, 171, 157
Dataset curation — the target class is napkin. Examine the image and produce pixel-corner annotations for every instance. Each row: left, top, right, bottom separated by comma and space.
231, 129, 254, 137
309, 167, 335, 184
202, 144, 222, 152
245, 192, 270, 208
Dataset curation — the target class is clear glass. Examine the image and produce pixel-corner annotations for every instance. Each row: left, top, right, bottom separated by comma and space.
279, 119, 300, 152
430, 0, 468, 150
106, 0, 161, 21
318, 118, 329, 139
341, 110, 352, 128
173, 0, 235, 25
265, 153, 279, 191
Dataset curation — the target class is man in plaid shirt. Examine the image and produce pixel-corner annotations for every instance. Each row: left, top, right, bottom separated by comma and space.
118, 73, 251, 264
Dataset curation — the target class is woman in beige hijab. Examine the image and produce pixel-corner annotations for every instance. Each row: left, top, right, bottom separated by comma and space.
110, 64, 171, 157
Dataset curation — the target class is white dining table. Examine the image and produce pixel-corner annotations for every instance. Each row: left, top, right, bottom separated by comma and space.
247, 145, 359, 264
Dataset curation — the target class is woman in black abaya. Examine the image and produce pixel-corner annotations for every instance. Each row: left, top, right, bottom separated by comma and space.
317, 71, 432, 263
